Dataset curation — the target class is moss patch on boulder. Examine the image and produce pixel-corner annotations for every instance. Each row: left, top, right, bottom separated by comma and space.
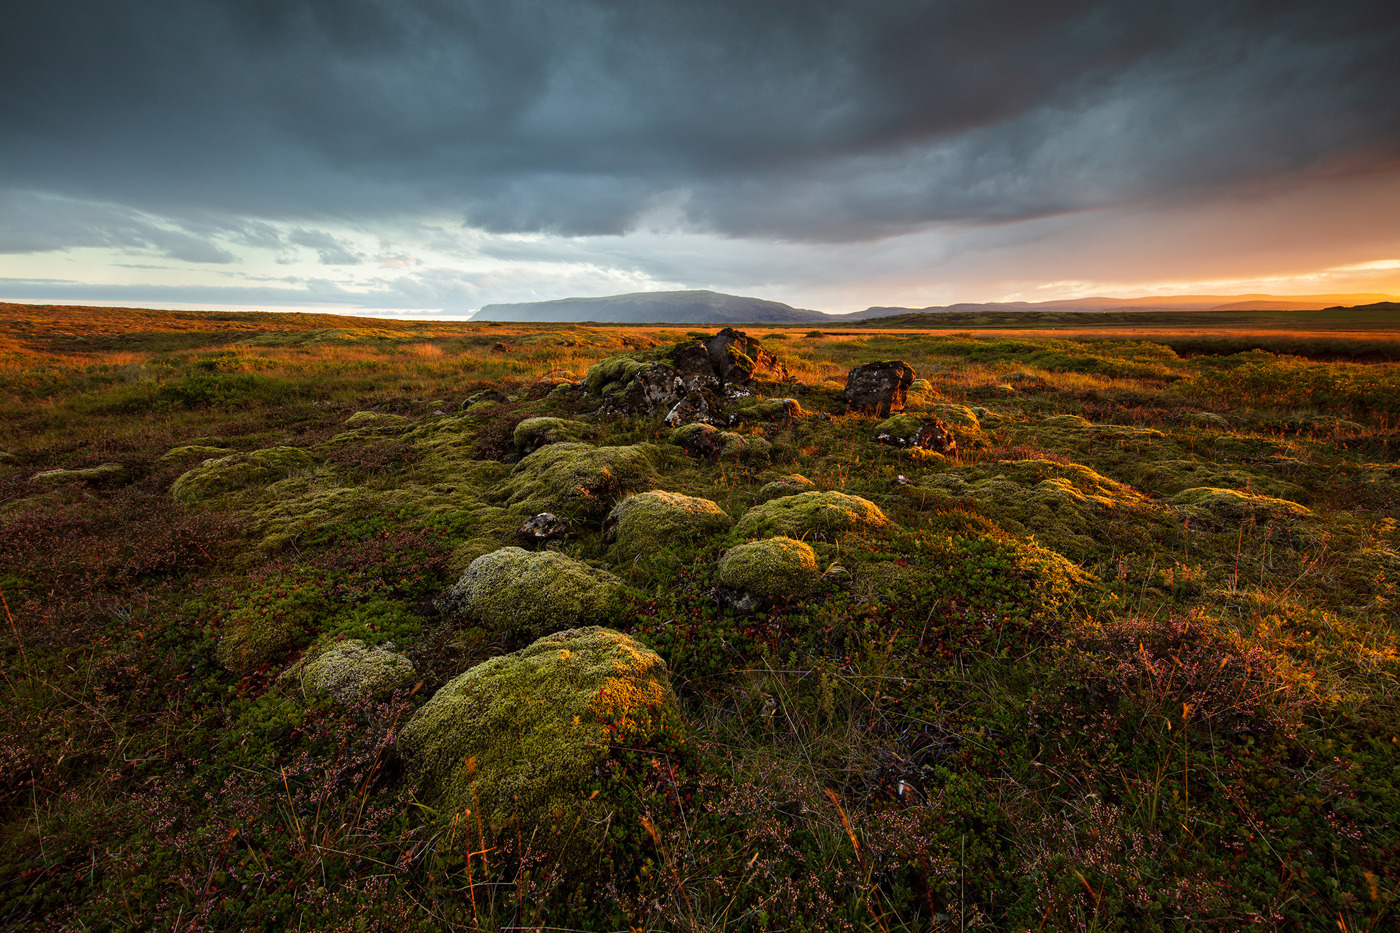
733, 490, 890, 540
282, 639, 416, 705
605, 490, 733, 560
32, 463, 124, 484
491, 443, 661, 520
1169, 487, 1313, 525
758, 473, 817, 500
437, 546, 623, 638
512, 416, 590, 454
172, 446, 319, 503
397, 626, 679, 861
718, 536, 820, 600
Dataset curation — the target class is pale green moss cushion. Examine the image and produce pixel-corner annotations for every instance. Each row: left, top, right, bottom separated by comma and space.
437, 546, 623, 638
172, 446, 318, 502
283, 639, 416, 705
1169, 486, 1313, 523
397, 626, 679, 859
734, 490, 889, 539
605, 490, 733, 559
718, 536, 820, 600
493, 442, 660, 519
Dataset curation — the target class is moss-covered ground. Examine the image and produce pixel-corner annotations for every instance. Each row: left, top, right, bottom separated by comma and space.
1, 304, 1399, 931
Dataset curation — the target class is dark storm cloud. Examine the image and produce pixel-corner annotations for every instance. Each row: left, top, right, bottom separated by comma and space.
1, 0, 1397, 243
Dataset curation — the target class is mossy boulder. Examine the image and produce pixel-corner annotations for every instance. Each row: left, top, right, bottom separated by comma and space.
924, 459, 1153, 557
928, 404, 980, 430
671, 423, 771, 462
584, 356, 649, 396
512, 417, 589, 454
172, 446, 319, 503
758, 473, 817, 500
282, 639, 416, 705
344, 411, 410, 429
604, 491, 733, 560
492, 442, 661, 520
732, 398, 805, 424
397, 626, 679, 862
437, 546, 623, 638
718, 536, 820, 600
734, 491, 890, 540
32, 463, 124, 484
158, 445, 235, 462
1169, 487, 1313, 525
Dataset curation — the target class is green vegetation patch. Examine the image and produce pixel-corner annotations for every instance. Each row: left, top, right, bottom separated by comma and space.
397, 626, 680, 862
605, 490, 733, 560
512, 415, 591, 453
281, 639, 416, 705
717, 536, 820, 600
438, 546, 624, 638
172, 446, 319, 503
733, 490, 890, 540
1169, 486, 1314, 525
492, 442, 662, 519
31, 463, 124, 484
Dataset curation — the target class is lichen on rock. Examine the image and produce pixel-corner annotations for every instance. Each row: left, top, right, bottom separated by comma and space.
437, 546, 623, 638
718, 536, 820, 600
604, 490, 733, 560
172, 446, 319, 503
734, 490, 890, 539
396, 626, 680, 863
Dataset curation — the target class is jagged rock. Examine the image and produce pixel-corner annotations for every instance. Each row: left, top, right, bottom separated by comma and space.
397, 627, 680, 869
603, 490, 733, 559
701, 328, 789, 384
874, 415, 957, 455
518, 512, 570, 544
845, 361, 916, 416
436, 546, 623, 638
664, 388, 726, 427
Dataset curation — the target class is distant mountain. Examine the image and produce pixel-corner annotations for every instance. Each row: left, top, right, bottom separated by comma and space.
848, 293, 1400, 320
473, 289, 825, 324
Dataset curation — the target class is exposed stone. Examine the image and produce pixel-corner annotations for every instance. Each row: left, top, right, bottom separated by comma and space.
874, 415, 957, 455
845, 361, 916, 416
701, 328, 789, 385
718, 536, 820, 600
664, 388, 726, 428
518, 512, 570, 544
397, 627, 679, 865
436, 546, 623, 638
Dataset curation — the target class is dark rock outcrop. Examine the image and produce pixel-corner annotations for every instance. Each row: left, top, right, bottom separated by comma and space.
845, 361, 915, 416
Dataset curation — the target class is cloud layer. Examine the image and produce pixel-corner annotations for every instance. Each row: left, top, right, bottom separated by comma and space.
1, 1, 1398, 311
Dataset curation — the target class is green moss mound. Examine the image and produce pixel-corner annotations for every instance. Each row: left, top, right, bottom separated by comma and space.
492, 442, 661, 520
32, 463, 124, 484
584, 355, 648, 396
438, 546, 623, 638
512, 416, 590, 453
925, 458, 1152, 557
397, 626, 679, 862
282, 639, 416, 705
718, 536, 820, 600
1169, 486, 1313, 524
158, 445, 236, 462
758, 473, 817, 500
733, 490, 890, 540
172, 446, 319, 503
605, 490, 733, 560
344, 411, 410, 429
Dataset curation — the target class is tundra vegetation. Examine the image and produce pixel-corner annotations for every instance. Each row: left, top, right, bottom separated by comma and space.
1, 301, 1399, 931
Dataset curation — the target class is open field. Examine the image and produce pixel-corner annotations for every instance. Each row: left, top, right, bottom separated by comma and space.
2, 302, 1399, 931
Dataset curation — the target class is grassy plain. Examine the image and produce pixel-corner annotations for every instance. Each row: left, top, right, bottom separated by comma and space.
2, 301, 1399, 931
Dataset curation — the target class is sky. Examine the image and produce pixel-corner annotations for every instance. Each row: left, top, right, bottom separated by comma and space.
2, 0, 1399, 318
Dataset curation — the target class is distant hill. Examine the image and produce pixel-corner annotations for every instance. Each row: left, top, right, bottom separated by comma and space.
473, 289, 825, 324
848, 293, 1400, 320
